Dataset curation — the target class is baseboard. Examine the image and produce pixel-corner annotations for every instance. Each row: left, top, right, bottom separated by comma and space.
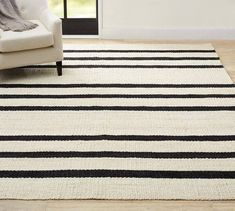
100, 27, 235, 40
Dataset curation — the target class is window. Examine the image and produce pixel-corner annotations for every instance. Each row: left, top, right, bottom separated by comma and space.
48, 0, 98, 35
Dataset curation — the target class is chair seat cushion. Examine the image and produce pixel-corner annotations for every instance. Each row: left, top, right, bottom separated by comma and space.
0, 20, 54, 53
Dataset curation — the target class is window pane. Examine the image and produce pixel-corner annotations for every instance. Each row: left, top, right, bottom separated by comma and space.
68, 0, 96, 18
48, 0, 64, 18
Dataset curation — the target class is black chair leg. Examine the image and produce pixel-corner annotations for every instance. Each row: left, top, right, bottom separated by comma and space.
56, 61, 62, 76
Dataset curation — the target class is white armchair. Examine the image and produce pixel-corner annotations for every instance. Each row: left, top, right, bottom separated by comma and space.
0, 0, 64, 76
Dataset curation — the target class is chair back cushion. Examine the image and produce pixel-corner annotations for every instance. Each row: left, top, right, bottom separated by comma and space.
15, 0, 48, 20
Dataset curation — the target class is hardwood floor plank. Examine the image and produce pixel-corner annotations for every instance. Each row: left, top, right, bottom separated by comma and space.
1, 200, 235, 211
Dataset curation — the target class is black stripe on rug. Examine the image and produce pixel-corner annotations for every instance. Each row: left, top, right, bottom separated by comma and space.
0, 94, 234, 99
23, 65, 224, 69
0, 170, 234, 178
63, 50, 216, 53
0, 84, 234, 88
0, 151, 234, 158
0, 106, 234, 111
0, 135, 234, 141
64, 57, 220, 61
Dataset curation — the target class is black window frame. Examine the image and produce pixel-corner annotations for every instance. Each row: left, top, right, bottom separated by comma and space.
62, 0, 98, 35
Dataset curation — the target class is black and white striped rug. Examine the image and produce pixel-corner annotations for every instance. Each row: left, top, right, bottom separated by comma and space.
0, 44, 234, 200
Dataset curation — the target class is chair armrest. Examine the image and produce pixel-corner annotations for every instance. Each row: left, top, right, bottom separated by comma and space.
39, 9, 63, 59
40, 9, 61, 33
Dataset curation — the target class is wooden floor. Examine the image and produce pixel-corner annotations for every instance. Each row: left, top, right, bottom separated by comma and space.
1, 200, 235, 211
0, 39, 235, 211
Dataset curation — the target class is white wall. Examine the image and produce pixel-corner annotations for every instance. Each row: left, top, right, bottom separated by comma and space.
99, 0, 235, 39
